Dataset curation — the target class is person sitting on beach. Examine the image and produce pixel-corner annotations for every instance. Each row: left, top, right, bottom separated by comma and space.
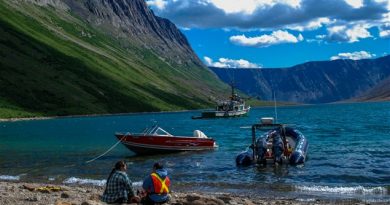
141, 162, 171, 204
101, 160, 140, 204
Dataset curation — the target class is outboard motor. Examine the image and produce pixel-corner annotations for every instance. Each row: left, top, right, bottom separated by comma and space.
193, 130, 208, 138
236, 149, 253, 166
255, 137, 267, 164
272, 134, 285, 164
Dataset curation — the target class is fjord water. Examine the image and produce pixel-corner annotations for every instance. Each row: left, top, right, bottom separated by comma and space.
1, 102, 389, 201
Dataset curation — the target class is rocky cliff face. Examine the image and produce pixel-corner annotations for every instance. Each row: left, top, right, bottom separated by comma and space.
24, 0, 69, 9
24, 0, 202, 67
211, 55, 390, 103
78, 0, 202, 67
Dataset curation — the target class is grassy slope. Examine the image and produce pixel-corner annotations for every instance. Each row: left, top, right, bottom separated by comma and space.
0, 1, 227, 118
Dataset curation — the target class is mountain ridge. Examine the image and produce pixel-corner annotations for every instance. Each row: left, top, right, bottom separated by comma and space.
211, 55, 390, 103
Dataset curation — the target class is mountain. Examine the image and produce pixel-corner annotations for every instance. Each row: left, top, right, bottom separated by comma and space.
0, 0, 227, 118
79, 0, 204, 67
353, 76, 390, 101
210, 55, 390, 104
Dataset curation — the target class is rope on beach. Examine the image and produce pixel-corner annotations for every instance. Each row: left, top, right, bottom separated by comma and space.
85, 136, 126, 164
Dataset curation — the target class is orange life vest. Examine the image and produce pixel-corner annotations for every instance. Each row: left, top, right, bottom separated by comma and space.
150, 173, 170, 194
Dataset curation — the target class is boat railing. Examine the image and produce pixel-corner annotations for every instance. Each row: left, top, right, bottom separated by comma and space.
115, 132, 133, 136
141, 125, 159, 135
152, 127, 173, 136
141, 125, 173, 136
149, 125, 159, 134
142, 126, 154, 134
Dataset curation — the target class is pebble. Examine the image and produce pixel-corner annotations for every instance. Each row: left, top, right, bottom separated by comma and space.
186, 194, 201, 202
229, 200, 239, 205
61, 192, 70, 198
89, 193, 101, 201
243, 199, 256, 205
217, 195, 233, 203
55, 201, 72, 205
80, 200, 103, 205
25, 196, 39, 202
188, 199, 207, 205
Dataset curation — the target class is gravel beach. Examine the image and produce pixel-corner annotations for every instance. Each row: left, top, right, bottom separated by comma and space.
1, 181, 387, 205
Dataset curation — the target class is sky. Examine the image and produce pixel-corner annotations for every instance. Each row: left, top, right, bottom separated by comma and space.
147, 0, 390, 68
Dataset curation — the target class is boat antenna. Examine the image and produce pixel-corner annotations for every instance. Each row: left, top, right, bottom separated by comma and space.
273, 92, 278, 123
230, 80, 235, 97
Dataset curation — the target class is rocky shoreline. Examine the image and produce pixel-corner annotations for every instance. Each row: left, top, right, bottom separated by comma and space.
0, 181, 386, 205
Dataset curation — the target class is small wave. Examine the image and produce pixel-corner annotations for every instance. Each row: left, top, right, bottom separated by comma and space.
0, 175, 20, 181
63, 177, 143, 187
296, 198, 316, 202
296, 185, 388, 195
63, 177, 106, 186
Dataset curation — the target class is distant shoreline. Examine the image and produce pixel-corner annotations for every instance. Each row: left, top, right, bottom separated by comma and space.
0, 100, 301, 122
1, 100, 388, 122
0, 109, 199, 122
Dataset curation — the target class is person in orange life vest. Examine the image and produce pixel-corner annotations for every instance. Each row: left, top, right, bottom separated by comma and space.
141, 162, 171, 204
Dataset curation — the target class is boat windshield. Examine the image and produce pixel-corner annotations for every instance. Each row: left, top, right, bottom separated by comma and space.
143, 125, 173, 136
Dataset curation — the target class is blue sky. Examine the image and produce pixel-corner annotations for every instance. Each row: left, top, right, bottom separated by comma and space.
147, 0, 390, 68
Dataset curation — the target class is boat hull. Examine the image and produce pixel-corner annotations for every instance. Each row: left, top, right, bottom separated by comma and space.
200, 108, 250, 119
116, 134, 217, 155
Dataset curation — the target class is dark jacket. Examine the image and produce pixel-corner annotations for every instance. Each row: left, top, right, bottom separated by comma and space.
102, 171, 135, 203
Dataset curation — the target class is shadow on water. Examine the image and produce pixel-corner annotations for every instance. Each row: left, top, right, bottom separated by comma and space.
256, 164, 290, 177
122, 150, 219, 165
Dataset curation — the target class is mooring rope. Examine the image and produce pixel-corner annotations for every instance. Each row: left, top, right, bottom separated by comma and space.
85, 135, 126, 164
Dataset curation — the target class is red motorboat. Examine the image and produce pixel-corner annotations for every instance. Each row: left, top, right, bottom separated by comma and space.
115, 125, 218, 155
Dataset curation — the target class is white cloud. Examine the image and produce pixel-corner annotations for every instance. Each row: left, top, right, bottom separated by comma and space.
379, 30, 390, 37
297, 33, 304, 41
379, 23, 390, 38
179, 27, 191, 31
146, 0, 167, 10
204, 56, 213, 66
344, 0, 364, 9
326, 24, 372, 42
149, 0, 388, 32
316, 34, 326, 39
148, 0, 389, 44
230, 30, 303, 47
287, 18, 333, 31
209, 0, 259, 14
209, 0, 302, 14
330, 51, 375, 60
204, 56, 261, 68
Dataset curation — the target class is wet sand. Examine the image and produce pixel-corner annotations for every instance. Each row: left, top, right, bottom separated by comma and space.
0, 181, 385, 205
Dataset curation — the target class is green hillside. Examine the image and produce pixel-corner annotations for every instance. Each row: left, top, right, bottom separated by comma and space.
0, 1, 227, 118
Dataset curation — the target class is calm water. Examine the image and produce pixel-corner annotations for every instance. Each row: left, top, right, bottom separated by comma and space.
1, 102, 390, 202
